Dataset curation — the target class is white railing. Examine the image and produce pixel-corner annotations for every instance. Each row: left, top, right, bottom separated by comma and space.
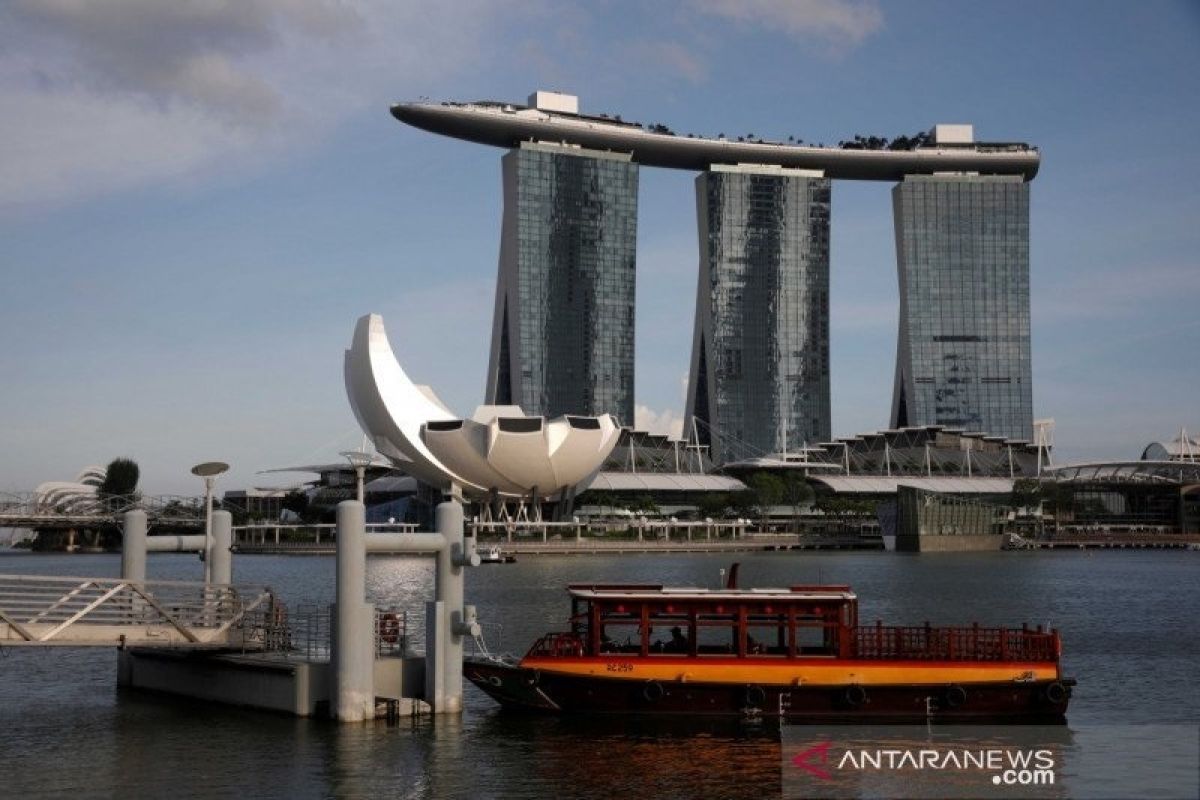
0, 574, 279, 648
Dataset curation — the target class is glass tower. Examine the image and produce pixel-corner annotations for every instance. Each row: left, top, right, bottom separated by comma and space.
685, 165, 831, 464
890, 174, 1033, 440
485, 142, 638, 424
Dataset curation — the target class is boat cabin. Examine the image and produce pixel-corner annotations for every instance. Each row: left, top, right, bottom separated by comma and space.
559, 584, 860, 659
522, 583, 1061, 664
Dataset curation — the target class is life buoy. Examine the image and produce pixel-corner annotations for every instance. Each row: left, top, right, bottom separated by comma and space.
945, 684, 967, 708
1043, 681, 1068, 704
522, 669, 541, 688
378, 613, 400, 644
844, 684, 868, 707
643, 680, 665, 702
745, 684, 766, 708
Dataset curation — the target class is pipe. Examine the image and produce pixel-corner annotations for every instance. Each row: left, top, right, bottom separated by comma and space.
145, 535, 207, 552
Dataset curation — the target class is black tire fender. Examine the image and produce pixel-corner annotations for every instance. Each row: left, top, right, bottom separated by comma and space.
745, 684, 766, 707
643, 680, 665, 702
1043, 681, 1068, 704
844, 684, 868, 707
945, 683, 967, 708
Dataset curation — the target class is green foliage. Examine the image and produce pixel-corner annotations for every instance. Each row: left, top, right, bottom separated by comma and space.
281, 489, 310, 519
98, 457, 139, 499
783, 474, 815, 511
747, 472, 785, 509
695, 492, 730, 518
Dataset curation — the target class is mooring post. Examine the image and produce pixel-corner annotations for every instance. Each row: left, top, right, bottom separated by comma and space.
210, 510, 233, 585
121, 509, 148, 584
334, 500, 376, 722
434, 498, 473, 714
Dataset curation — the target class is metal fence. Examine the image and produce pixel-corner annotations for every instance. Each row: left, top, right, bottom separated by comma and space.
0, 574, 277, 647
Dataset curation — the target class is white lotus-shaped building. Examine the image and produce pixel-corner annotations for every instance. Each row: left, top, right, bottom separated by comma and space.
344, 314, 620, 498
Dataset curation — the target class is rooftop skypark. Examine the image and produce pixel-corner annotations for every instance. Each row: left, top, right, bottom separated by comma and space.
392, 92, 1039, 182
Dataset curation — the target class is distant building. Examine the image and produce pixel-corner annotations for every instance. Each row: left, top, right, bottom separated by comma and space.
685, 165, 831, 463
485, 139, 639, 424
1141, 432, 1200, 462
890, 169, 1033, 440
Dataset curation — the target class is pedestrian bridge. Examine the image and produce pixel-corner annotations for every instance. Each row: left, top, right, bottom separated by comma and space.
0, 574, 282, 648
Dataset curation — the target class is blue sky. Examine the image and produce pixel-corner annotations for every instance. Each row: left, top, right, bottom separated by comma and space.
1, 0, 1197, 495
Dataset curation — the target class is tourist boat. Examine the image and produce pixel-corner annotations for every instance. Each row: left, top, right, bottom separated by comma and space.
464, 566, 1074, 722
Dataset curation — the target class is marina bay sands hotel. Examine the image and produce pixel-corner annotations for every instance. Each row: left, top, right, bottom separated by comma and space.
392, 91, 1038, 462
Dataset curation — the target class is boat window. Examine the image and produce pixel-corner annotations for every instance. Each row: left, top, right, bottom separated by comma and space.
695, 613, 737, 656
646, 614, 691, 655
746, 616, 788, 657
795, 614, 839, 656
598, 622, 641, 654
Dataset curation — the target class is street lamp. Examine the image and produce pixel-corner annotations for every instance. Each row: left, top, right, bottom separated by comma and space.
191, 461, 229, 585
340, 450, 375, 504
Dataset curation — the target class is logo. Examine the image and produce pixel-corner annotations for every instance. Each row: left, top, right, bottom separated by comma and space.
791, 740, 832, 780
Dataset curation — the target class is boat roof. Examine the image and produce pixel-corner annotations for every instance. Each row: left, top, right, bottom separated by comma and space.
567, 584, 856, 603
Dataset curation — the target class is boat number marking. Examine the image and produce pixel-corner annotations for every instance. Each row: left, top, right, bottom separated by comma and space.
605, 662, 634, 673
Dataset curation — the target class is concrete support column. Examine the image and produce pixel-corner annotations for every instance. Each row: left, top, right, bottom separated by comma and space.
434, 499, 465, 714
333, 500, 375, 722
121, 510, 148, 584
210, 511, 232, 585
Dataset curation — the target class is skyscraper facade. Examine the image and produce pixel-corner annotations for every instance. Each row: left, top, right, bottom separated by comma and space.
890, 174, 1033, 440
685, 165, 832, 463
485, 141, 639, 424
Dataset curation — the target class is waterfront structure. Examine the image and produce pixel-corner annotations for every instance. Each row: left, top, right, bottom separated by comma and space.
485, 140, 638, 422
889, 143, 1033, 440
392, 94, 1041, 458
685, 165, 831, 463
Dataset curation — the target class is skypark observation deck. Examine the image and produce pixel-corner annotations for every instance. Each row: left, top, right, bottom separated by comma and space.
391, 100, 1040, 182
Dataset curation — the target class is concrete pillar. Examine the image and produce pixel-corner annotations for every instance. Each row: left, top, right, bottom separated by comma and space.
211, 511, 232, 585
434, 499, 465, 714
424, 600, 447, 712
333, 500, 375, 722
121, 510, 148, 584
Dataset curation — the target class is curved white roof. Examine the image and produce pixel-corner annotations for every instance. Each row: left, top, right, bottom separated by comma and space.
344, 314, 620, 498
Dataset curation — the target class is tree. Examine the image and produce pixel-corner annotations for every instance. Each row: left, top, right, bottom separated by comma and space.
98, 458, 139, 501
696, 492, 730, 518
746, 472, 785, 522
783, 474, 815, 517
282, 489, 310, 521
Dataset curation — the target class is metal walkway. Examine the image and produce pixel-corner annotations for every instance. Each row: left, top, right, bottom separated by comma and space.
0, 574, 281, 648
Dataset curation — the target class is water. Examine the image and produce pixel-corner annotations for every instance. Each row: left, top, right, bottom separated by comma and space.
1, 549, 1197, 799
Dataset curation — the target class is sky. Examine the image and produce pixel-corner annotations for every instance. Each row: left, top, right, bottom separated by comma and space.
1, 0, 1197, 496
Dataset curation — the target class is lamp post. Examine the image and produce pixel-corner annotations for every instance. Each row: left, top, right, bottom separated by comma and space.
340, 450, 375, 504
191, 461, 229, 585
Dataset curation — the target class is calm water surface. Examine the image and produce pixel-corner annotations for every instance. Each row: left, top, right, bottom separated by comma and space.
1, 549, 1196, 799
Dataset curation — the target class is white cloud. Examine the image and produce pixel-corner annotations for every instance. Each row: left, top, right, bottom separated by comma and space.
0, 0, 536, 211
635, 404, 686, 439
692, 0, 884, 49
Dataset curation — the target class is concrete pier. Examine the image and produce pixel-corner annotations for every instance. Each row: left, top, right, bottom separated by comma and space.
116, 497, 477, 722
